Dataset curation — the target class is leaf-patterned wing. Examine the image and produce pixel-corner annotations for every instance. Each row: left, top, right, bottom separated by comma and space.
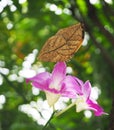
38, 35, 66, 62
38, 23, 84, 62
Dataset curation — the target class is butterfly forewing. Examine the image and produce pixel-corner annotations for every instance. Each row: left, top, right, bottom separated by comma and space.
38, 23, 84, 62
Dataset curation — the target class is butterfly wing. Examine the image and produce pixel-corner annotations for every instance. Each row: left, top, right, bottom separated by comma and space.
38, 23, 84, 62
38, 35, 66, 62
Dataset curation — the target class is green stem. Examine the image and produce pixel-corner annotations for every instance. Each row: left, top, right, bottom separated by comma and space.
55, 102, 76, 117
42, 111, 56, 130
42, 102, 76, 129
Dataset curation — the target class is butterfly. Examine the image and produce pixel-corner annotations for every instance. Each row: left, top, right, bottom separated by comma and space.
38, 23, 84, 62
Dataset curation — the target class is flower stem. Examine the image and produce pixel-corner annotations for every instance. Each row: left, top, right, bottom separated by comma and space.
42, 102, 76, 129
42, 111, 56, 130
55, 102, 76, 117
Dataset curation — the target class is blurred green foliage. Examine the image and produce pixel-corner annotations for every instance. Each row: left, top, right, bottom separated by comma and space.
0, 0, 114, 130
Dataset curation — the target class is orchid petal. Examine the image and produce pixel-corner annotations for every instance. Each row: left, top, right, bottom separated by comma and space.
75, 77, 84, 87
82, 81, 91, 99
60, 76, 81, 98
26, 72, 51, 90
50, 62, 66, 90
87, 99, 106, 116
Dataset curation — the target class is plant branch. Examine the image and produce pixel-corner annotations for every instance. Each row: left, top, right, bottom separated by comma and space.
69, 0, 114, 74
86, 0, 114, 47
109, 94, 114, 130
100, 0, 114, 27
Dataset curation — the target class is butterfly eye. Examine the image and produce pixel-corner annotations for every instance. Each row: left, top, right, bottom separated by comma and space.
38, 23, 84, 62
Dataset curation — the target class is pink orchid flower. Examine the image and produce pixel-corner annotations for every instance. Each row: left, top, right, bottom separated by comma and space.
26, 62, 80, 107
74, 78, 107, 116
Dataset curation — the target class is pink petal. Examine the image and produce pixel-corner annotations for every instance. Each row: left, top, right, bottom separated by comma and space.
82, 81, 91, 100
51, 62, 66, 86
60, 76, 81, 98
74, 77, 84, 95
26, 72, 51, 90
75, 77, 84, 87
87, 99, 106, 116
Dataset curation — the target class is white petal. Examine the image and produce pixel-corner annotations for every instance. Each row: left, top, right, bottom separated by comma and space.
45, 91, 60, 107
75, 96, 88, 112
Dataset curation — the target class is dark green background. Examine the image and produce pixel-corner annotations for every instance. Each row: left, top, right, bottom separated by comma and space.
0, 0, 114, 130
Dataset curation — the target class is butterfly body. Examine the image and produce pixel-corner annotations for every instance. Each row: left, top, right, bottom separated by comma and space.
38, 23, 84, 62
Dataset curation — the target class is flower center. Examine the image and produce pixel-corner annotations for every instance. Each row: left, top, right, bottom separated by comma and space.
49, 81, 61, 90
75, 96, 88, 112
